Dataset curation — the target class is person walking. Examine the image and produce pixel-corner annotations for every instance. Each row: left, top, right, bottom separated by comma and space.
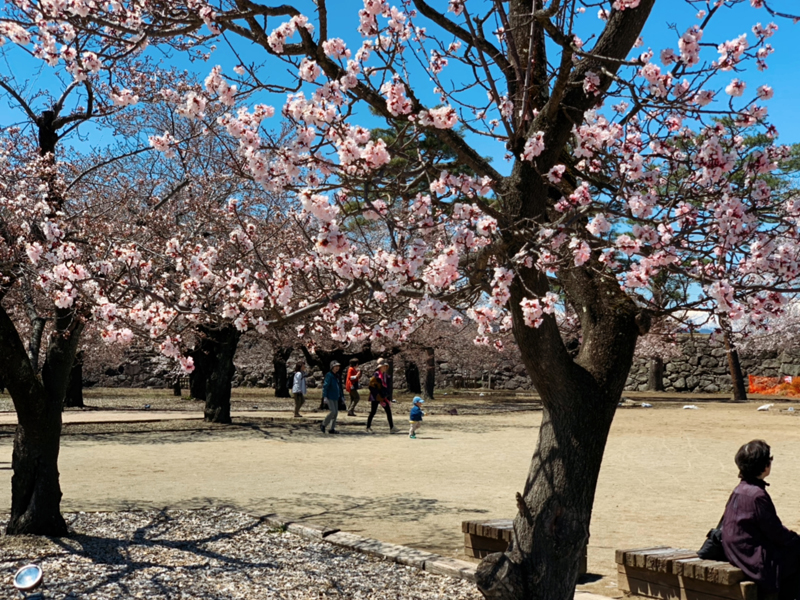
291, 362, 307, 418
366, 358, 399, 434
409, 396, 424, 439
346, 358, 362, 416
320, 361, 344, 434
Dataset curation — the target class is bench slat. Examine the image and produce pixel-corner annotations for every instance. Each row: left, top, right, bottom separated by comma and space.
620, 547, 746, 585
616, 546, 672, 566
674, 556, 703, 577
625, 547, 673, 568
461, 519, 514, 541
647, 549, 698, 573
707, 563, 747, 586
619, 565, 758, 600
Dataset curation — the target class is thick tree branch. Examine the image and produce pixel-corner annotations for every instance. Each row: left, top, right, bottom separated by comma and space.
412, 0, 514, 85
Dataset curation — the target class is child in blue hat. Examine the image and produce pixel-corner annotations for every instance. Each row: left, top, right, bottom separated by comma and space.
409, 396, 424, 439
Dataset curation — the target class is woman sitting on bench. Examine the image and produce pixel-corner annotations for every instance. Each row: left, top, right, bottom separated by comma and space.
722, 440, 800, 600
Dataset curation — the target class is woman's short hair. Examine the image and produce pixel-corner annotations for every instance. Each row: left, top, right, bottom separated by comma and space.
295, 362, 304, 371
735, 440, 772, 480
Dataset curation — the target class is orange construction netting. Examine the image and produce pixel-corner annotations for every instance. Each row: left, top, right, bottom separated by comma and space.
748, 375, 800, 397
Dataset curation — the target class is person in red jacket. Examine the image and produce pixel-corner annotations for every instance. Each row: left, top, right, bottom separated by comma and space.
345, 358, 362, 416
722, 440, 800, 600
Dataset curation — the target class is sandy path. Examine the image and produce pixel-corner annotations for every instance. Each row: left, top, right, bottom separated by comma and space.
3, 402, 800, 597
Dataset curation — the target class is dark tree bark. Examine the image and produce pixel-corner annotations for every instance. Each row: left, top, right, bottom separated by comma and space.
647, 357, 664, 392
172, 378, 182, 397
188, 346, 209, 401
424, 348, 435, 400
63, 350, 84, 408
272, 346, 293, 398
23, 283, 47, 372
723, 330, 748, 402
405, 361, 421, 394
2, 305, 83, 535
476, 265, 643, 599
472, 4, 656, 598
198, 324, 241, 423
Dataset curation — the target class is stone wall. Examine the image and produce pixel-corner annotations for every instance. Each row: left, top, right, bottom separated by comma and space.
83, 332, 800, 395
625, 335, 800, 393
83, 341, 175, 388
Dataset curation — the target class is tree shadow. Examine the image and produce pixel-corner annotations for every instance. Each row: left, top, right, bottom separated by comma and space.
255, 492, 490, 526
43, 509, 279, 598
57, 418, 328, 445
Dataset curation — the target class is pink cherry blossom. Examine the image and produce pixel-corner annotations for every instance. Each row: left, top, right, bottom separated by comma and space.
521, 132, 545, 161
583, 71, 601, 96
418, 106, 458, 129
298, 58, 322, 82
725, 79, 746, 97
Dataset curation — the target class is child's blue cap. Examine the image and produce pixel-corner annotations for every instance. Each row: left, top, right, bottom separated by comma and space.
413, 396, 424, 404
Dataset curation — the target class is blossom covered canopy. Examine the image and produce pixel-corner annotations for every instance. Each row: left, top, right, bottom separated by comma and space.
1, 0, 799, 369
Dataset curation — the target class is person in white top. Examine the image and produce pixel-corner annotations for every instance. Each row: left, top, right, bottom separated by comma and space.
291, 362, 307, 417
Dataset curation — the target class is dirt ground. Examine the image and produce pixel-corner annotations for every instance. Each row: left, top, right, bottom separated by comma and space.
3, 393, 800, 597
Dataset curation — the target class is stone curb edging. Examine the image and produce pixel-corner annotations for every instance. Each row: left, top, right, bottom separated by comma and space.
254, 513, 476, 582
254, 513, 610, 600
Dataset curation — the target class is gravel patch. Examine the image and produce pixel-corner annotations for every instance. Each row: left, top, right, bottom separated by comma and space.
0, 508, 481, 599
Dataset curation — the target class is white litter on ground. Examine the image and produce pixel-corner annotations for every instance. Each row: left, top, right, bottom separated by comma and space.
683, 405, 699, 410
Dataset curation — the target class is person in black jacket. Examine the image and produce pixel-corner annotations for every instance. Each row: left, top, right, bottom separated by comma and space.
366, 358, 399, 434
722, 440, 800, 599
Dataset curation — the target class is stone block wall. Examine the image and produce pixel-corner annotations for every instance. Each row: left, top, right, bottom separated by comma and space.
83, 332, 800, 395
625, 335, 800, 393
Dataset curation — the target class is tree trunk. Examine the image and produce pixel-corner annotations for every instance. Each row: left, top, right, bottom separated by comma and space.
189, 346, 209, 401
473, 2, 657, 594
424, 348, 435, 400
4, 92, 87, 535
647, 357, 664, 392
1, 306, 83, 535
200, 324, 241, 423
272, 347, 293, 398
478, 395, 618, 597
63, 350, 84, 408
723, 331, 747, 402
172, 378, 182, 397
405, 361, 421, 394
476, 226, 644, 598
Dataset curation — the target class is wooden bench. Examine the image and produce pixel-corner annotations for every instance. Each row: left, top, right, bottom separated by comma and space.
616, 547, 777, 600
462, 519, 587, 575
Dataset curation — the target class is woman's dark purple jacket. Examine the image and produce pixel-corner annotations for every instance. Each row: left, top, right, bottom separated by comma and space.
721, 478, 800, 592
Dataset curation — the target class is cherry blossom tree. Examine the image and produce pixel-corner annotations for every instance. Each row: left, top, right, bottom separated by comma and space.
0, 126, 86, 536
4, 1, 800, 598
0, 64, 153, 533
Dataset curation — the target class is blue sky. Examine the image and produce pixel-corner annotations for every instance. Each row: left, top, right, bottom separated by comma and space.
2, 0, 799, 165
